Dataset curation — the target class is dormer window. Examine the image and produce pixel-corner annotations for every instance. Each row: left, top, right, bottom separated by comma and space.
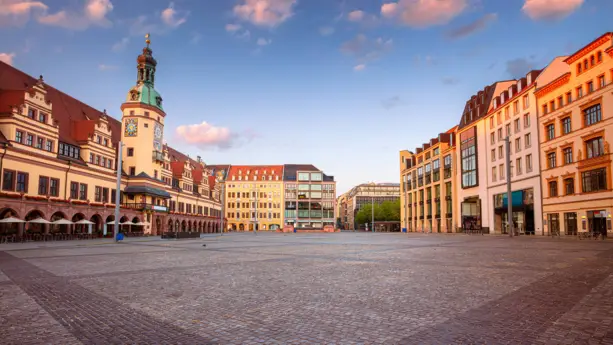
597, 51, 603, 62
130, 90, 139, 101
39, 112, 47, 123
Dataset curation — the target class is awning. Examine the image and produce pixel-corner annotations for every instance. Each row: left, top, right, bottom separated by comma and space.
0, 216, 25, 223
27, 218, 51, 224
124, 185, 171, 199
52, 219, 74, 225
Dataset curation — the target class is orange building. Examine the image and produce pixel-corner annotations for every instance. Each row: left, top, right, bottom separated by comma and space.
0, 37, 223, 239
537, 32, 613, 237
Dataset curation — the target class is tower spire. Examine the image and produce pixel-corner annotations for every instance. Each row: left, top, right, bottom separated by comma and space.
136, 33, 157, 86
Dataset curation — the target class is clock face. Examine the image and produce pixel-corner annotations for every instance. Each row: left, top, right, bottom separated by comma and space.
125, 119, 138, 137
154, 124, 163, 139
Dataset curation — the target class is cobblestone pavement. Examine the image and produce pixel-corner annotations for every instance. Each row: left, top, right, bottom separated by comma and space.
0, 233, 612, 344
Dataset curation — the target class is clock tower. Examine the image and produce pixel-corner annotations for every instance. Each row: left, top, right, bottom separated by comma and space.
120, 34, 166, 179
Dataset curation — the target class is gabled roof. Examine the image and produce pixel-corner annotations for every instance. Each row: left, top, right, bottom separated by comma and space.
228, 165, 284, 181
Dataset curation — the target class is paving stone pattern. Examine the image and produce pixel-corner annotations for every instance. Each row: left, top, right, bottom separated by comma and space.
0, 233, 612, 344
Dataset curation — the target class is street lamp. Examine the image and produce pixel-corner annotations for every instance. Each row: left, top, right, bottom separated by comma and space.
216, 170, 225, 236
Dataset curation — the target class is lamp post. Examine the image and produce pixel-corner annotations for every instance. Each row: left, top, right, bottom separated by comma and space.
216, 170, 225, 236
113, 142, 123, 242
505, 136, 513, 238
371, 194, 375, 233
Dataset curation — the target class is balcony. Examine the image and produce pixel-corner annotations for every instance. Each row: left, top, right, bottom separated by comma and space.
152, 151, 164, 162
123, 203, 168, 213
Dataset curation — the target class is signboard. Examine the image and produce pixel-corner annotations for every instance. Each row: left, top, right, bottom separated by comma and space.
153, 205, 168, 212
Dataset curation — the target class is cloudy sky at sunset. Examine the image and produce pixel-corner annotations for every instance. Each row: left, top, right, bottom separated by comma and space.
0, 0, 611, 194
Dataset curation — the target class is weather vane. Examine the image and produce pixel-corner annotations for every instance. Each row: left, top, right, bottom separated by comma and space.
145, 33, 151, 48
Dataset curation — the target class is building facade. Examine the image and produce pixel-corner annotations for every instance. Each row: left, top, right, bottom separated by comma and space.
484, 70, 544, 235
284, 165, 336, 230
341, 183, 400, 230
400, 128, 457, 233
0, 38, 223, 237
538, 32, 613, 237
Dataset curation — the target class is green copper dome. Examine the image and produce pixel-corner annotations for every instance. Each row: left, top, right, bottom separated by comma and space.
128, 84, 163, 111
124, 35, 163, 112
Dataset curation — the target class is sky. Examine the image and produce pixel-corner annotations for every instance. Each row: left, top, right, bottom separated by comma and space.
0, 0, 611, 195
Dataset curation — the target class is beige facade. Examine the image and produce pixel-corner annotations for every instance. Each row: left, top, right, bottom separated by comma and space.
400, 128, 457, 233
537, 33, 613, 237
341, 183, 400, 230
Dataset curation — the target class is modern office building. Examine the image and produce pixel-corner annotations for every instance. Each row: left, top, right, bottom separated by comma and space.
537, 32, 613, 237
400, 128, 457, 233
0, 37, 223, 236
341, 182, 400, 230
284, 164, 336, 230
484, 70, 544, 235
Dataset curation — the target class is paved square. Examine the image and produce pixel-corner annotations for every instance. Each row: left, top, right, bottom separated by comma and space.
0, 233, 612, 344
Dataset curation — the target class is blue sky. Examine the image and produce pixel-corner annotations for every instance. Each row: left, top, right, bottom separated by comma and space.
0, 0, 611, 194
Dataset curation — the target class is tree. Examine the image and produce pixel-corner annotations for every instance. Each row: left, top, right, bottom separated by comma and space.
354, 199, 400, 226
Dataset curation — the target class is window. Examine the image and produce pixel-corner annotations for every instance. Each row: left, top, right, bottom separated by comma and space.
562, 117, 571, 135
505, 107, 510, 120
491, 149, 496, 162
89, 153, 94, 163
587, 81, 594, 93
498, 146, 503, 159
27, 107, 36, 119
586, 137, 604, 159
526, 154, 533, 172
13, 130, 23, 144
127, 148, 134, 156
298, 172, 310, 181
16, 172, 28, 193
523, 114, 530, 128
499, 164, 505, 180
576, 86, 583, 98
36, 137, 43, 149
514, 119, 520, 133
566, 92, 572, 104
599, 75, 606, 89
490, 132, 495, 145
497, 112, 501, 125
102, 157, 106, 167
460, 135, 477, 188
563, 147, 573, 165
129, 167, 136, 176
583, 104, 601, 126
78, 183, 87, 200
597, 51, 603, 62
582, 168, 607, 193
46, 140, 53, 152
549, 180, 558, 197
50, 178, 59, 197
542, 104, 548, 114
103, 138, 109, 147
513, 101, 519, 115
95, 155, 100, 165
70, 182, 79, 199
522, 95, 529, 109
2, 170, 14, 191
516, 158, 522, 175
546, 124, 555, 141
547, 152, 557, 169
591, 55, 595, 66
497, 128, 502, 140
107, 159, 112, 169
515, 138, 521, 152
38, 176, 49, 195
26, 134, 33, 146
578, 63, 583, 74
557, 96, 563, 108
489, 117, 494, 129
38, 112, 47, 123
525, 133, 531, 148
550, 100, 555, 112
492, 167, 497, 182
564, 178, 574, 195
505, 124, 511, 137
102, 188, 109, 203
95, 186, 102, 202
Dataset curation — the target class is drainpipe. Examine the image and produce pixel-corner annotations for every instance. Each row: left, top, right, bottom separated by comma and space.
0, 143, 8, 188
64, 161, 72, 200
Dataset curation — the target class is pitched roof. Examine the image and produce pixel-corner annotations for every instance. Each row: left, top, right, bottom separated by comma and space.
283, 164, 335, 182
0, 61, 201, 165
228, 165, 283, 181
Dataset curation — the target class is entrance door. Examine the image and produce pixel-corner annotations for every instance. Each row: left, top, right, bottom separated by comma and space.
587, 210, 606, 238
548, 213, 560, 236
436, 219, 441, 233
564, 213, 577, 236
446, 219, 452, 233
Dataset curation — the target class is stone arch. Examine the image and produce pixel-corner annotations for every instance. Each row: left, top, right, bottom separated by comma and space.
25, 209, 46, 234
72, 213, 86, 234
188, 220, 192, 231
197, 221, 202, 233
231, 223, 237, 231
50, 211, 68, 233
0, 208, 21, 235
175, 219, 180, 232
132, 216, 141, 233
155, 217, 162, 235
239, 223, 245, 231
181, 220, 187, 231
167, 218, 174, 232
90, 214, 103, 236
105, 215, 115, 237
120, 215, 129, 233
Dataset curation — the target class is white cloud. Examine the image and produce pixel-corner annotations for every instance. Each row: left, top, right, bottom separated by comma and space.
0, 0, 48, 26
319, 26, 334, 36
175, 122, 255, 150
190, 32, 202, 44
347, 10, 364, 22
257, 37, 272, 46
98, 64, 117, 71
225, 23, 242, 32
353, 64, 366, 71
522, 0, 583, 20
111, 36, 129, 52
233, 0, 297, 27
161, 2, 187, 27
380, 0, 467, 28
0, 52, 16, 65
341, 35, 393, 70
37, 0, 113, 30
225, 23, 251, 40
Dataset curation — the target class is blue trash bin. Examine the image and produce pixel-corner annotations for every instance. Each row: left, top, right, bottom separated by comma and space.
402, 228, 407, 233
116, 233, 124, 241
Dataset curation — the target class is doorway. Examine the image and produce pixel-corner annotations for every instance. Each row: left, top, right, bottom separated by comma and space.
548, 213, 560, 236
587, 210, 606, 238
564, 213, 577, 236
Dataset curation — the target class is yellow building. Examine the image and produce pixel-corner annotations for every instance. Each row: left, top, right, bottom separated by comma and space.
225, 165, 284, 231
0, 37, 222, 238
400, 127, 458, 233
537, 32, 613, 237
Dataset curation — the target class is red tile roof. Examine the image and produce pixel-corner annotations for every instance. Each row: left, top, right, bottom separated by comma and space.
228, 165, 283, 180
